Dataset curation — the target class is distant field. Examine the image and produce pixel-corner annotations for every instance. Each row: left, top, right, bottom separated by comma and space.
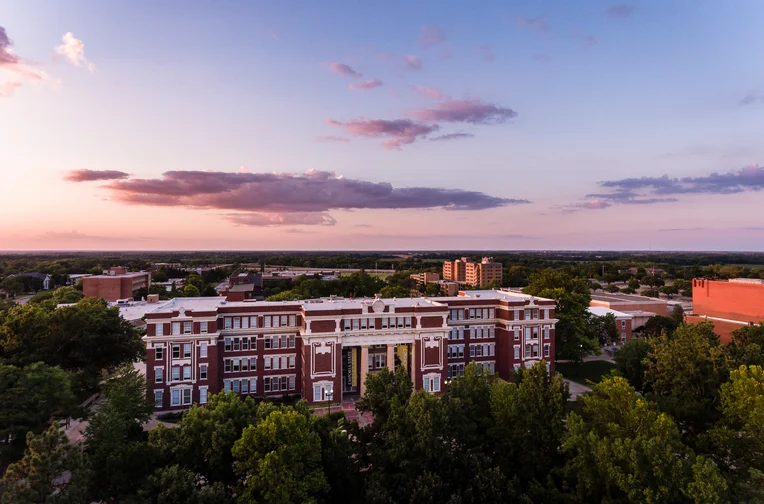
556, 360, 617, 385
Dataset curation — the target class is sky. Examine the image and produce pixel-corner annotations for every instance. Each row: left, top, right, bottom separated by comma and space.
1, 0, 764, 251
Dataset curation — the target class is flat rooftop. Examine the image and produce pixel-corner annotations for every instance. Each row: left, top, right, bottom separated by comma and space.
87, 271, 150, 279
433, 289, 552, 303
591, 292, 667, 304
588, 306, 633, 318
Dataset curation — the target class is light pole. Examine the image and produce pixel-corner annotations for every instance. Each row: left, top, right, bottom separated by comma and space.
326, 388, 334, 416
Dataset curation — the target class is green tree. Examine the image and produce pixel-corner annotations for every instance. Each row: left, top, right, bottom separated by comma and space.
0, 424, 89, 504
379, 285, 410, 298
83, 366, 155, 502
490, 362, 567, 492
589, 312, 619, 346
727, 323, 764, 368
424, 283, 440, 296
524, 270, 599, 362
149, 392, 265, 486
613, 338, 652, 391
312, 412, 364, 504
185, 274, 204, 290
643, 322, 729, 435
232, 409, 328, 504
0, 363, 76, 462
660, 284, 679, 299
562, 376, 728, 503
183, 284, 201, 297
357, 367, 412, 428
703, 365, 764, 503
635, 315, 679, 338
670, 304, 685, 326
139, 465, 232, 504
605, 284, 620, 293
628, 278, 641, 290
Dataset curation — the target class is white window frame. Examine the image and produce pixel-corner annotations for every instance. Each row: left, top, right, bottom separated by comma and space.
199, 364, 207, 379
154, 366, 163, 383
182, 388, 192, 405
155, 346, 163, 361
182, 365, 191, 380
200, 342, 208, 358
171, 367, 181, 382
154, 390, 163, 407
200, 321, 208, 334
155, 323, 164, 336
199, 386, 208, 404
183, 343, 192, 358
184, 321, 192, 334
171, 389, 180, 406
172, 322, 181, 335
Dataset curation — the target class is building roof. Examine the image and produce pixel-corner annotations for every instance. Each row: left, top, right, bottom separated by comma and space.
116, 300, 174, 322
591, 292, 667, 304
86, 271, 150, 279
227, 283, 255, 293
433, 289, 553, 303
588, 306, 633, 319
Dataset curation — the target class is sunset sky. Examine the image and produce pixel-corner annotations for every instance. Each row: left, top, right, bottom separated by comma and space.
2, 1, 764, 251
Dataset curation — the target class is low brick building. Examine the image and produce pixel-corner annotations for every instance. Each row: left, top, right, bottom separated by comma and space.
690, 278, 764, 343
141, 289, 557, 410
82, 267, 151, 302
588, 306, 633, 344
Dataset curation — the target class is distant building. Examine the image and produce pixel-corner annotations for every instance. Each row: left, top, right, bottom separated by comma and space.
410, 272, 440, 286
219, 272, 263, 301
82, 267, 151, 302
689, 278, 764, 343
66, 273, 92, 286
142, 289, 557, 411
588, 306, 633, 344
590, 292, 668, 330
438, 281, 460, 296
10, 272, 53, 290
443, 257, 503, 287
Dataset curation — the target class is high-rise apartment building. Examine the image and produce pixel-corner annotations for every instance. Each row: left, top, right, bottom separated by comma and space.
443, 257, 502, 287
142, 290, 557, 411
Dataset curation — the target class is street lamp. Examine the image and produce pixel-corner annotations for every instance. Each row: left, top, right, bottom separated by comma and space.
326, 388, 334, 416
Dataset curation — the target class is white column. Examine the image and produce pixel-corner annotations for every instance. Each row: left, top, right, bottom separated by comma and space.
360, 345, 369, 397
387, 344, 395, 371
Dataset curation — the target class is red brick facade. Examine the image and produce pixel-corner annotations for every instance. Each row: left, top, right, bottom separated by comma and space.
142, 290, 558, 411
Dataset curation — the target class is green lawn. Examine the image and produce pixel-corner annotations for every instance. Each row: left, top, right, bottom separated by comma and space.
556, 360, 617, 386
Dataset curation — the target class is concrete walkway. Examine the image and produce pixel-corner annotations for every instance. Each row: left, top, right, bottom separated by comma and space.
564, 379, 591, 400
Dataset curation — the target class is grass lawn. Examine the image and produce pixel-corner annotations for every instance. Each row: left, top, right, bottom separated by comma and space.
556, 360, 617, 386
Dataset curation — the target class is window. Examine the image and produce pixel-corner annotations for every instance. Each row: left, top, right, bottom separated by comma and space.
224, 380, 231, 393
375, 354, 386, 368
242, 316, 249, 329
171, 389, 180, 406
242, 338, 248, 351
264, 316, 272, 328
200, 321, 208, 333
183, 343, 191, 358
155, 367, 163, 383
544, 327, 550, 340
524, 309, 531, 320
242, 379, 248, 393
233, 380, 240, 393
172, 322, 181, 335
280, 376, 287, 391
514, 327, 520, 340
458, 309, 464, 320
199, 387, 208, 404
621, 320, 626, 329
155, 346, 163, 360
264, 337, 271, 349
525, 327, 531, 340
200, 364, 207, 379
154, 390, 163, 408
250, 357, 257, 370
224, 359, 231, 372
489, 308, 495, 319
621, 333, 627, 342
288, 355, 295, 368
184, 321, 192, 334
289, 335, 295, 348
224, 338, 232, 352
265, 379, 272, 393
250, 337, 257, 349
543, 344, 550, 357
525, 345, 531, 358
233, 359, 240, 372
172, 345, 180, 359
423, 375, 440, 392
352, 319, 359, 330
289, 315, 295, 326
200, 342, 207, 358
155, 323, 164, 336
281, 315, 288, 327
249, 378, 257, 393
288, 376, 295, 390
183, 366, 191, 380
171, 367, 180, 381
242, 358, 248, 371
470, 345, 476, 357
405, 317, 411, 328
344, 319, 351, 330
265, 357, 271, 370
233, 317, 241, 329
533, 345, 539, 357
233, 338, 240, 351
182, 388, 192, 405
250, 316, 258, 328
360, 318, 367, 330
469, 309, 475, 319
514, 346, 520, 359
225, 317, 232, 329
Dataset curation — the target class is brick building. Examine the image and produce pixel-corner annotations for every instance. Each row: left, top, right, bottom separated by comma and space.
82, 267, 151, 302
142, 289, 557, 411
443, 257, 503, 287
689, 278, 764, 343
409, 272, 440, 286
590, 292, 668, 330
587, 306, 633, 344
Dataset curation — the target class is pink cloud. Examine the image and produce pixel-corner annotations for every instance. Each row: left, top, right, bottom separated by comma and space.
326, 117, 438, 149
412, 85, 443, 100
328, 62, 362, 78
0, 27, 20, 66
420, 25, 446, 48
404, 55, 422, 71
475, 45, 495, 62
348, 78, 383, 91
81, 169, 523, 226
63, 169, 130, 182
430, 132, 474, 142
0, 26, 55, 97
224, 212, 337, 227
515, 17, 549, 31
54, 32, 95, 72
411, 98, 517, 125
315, 135, 351, 143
